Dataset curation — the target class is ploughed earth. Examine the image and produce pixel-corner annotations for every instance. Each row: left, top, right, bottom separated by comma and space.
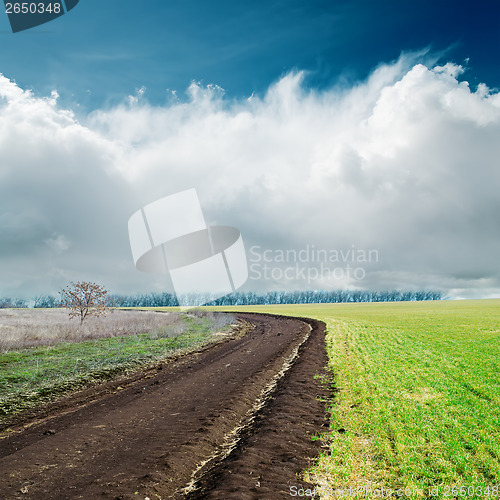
0, 313, 331, 499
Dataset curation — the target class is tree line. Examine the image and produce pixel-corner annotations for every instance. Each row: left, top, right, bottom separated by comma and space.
0, 289, 442, 309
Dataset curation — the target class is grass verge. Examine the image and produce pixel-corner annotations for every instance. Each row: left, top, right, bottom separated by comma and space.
0, 311, 235, 424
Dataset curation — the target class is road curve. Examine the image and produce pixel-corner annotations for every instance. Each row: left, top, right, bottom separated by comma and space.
0, 313, 330, 499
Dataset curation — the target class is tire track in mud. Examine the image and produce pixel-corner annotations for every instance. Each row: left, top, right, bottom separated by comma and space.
182, 315, 330, 500
0, 313, 331, 499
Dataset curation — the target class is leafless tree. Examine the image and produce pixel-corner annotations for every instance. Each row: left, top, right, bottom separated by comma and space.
60, 281, 109, 325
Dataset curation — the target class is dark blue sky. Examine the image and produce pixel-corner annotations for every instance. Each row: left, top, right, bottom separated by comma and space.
0, 0, 499, 110
0, 0, 500, 108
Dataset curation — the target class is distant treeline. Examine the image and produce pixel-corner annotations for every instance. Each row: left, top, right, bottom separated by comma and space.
0, 297, 29, 308
0, 289, 442, 309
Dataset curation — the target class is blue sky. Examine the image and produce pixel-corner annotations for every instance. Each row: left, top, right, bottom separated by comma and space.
1, 0, 500, 299
1, 0, 499, 110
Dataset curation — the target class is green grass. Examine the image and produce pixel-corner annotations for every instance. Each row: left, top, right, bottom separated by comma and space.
0, 313, 226, 423
212, 300, 500, 497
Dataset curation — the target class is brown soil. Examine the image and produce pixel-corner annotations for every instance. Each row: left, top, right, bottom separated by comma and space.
0, 313, 331, 499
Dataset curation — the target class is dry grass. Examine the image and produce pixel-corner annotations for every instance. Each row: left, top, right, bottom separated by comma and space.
186, 308, 236, 331
0, 308, 187, 351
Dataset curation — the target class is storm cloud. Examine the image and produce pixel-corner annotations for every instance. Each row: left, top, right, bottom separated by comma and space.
1, 53, 499, 299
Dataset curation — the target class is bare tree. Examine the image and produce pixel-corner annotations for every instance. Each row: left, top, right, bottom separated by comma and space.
60, 281, 109, 325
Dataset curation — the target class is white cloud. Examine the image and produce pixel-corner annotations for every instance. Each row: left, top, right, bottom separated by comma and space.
0, 73, 139, 297
1, 53, 500, 299
44, 234, 71, 254
128, 86, 147, 106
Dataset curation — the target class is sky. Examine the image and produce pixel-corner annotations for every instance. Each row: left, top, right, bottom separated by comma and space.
0, 0, 500, 300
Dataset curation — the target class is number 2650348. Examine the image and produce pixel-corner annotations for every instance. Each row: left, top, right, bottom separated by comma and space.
5, 2, 62, 14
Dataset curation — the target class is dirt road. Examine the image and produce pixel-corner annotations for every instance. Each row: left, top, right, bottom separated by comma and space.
0, 313, 330, 499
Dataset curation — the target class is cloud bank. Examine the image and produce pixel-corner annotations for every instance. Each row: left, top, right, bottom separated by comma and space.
1, 53, 500, 299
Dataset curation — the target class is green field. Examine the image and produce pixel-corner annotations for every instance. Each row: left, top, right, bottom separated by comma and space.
215, 300, 500, 498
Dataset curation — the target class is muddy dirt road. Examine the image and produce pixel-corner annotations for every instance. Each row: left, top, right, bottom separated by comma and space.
0, 313, 330, 499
